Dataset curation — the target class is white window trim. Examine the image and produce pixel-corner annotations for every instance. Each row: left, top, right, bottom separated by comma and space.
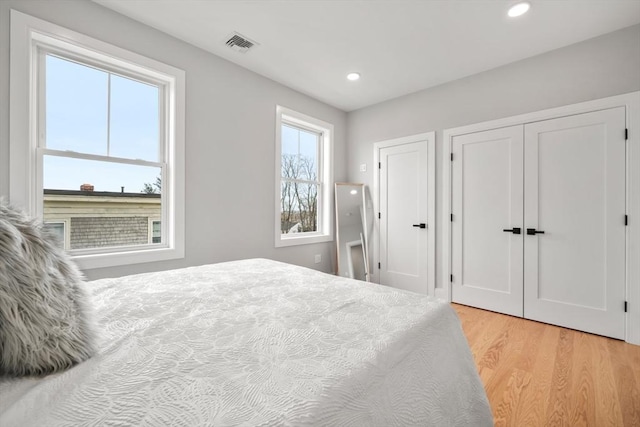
275, 106, 333, 247
9, 10, 185, 270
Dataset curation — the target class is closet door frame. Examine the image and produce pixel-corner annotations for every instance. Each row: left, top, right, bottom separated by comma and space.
441, 91, 640, 345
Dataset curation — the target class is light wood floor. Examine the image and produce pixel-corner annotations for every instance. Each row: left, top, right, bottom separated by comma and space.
452, 303, 640, 427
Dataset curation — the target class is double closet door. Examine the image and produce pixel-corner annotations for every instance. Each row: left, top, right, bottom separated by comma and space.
451, 107, 626, 339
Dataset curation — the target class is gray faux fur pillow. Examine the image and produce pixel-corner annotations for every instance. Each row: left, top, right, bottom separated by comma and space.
0, 201, 97, 376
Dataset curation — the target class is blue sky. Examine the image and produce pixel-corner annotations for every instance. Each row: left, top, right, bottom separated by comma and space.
44, 54, 160, 193
281, 124, 318, 180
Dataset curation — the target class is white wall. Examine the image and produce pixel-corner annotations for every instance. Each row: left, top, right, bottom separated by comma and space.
0, 0, 348, 279
346, 24, 640, 289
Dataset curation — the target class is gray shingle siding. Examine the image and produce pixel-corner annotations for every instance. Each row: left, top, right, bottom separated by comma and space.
70, 217, 148, 249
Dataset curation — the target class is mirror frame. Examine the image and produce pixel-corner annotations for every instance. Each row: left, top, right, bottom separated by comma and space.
334, 182, 370, 281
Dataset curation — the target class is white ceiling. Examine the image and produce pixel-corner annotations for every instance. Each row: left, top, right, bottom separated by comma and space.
94, 0, 640, 112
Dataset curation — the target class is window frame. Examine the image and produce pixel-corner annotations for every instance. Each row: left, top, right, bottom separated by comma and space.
275, 106, 333, 247
10, 10, 185, 269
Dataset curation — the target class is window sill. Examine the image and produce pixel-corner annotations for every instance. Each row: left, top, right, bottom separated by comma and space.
275, 233, 333, 248
71, 245, 184, 270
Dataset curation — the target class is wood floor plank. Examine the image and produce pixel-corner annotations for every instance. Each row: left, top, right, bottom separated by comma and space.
590, 334, 624, 426
510, 320, 556, 426
568, 332, 595, 426
513, 318, 546, 373
607, 339, 640, 426
482, 317, 532, 423
479, 316, 522, 374
452, 304, 640, 426
626, 342, 640, 392
546, 328, 575, 426
492, 368, 532, 427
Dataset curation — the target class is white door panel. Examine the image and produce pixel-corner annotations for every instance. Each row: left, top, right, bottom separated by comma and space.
524, 107, 626, 339
379, 141, 428, 294
451, 126, 524, 316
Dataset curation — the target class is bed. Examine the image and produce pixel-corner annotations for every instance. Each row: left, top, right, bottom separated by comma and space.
0, 258, 492, 426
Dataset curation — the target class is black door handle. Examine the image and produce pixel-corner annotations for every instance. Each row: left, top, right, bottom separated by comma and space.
412, 223, 426, 229
503, 227, 521, 234
527, 228, 545, 235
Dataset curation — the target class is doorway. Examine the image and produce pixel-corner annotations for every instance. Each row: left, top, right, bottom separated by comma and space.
373, 132, 435, 295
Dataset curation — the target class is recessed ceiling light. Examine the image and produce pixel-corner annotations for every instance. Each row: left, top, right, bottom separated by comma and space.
350, 189, 358, 195
347, 72, 360, 81
508, 2, 530, 18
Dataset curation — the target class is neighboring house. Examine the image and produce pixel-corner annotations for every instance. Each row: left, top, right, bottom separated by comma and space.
43, 185, 161, 250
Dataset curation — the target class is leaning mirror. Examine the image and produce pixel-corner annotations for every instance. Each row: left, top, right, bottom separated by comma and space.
335, 183, 370, 281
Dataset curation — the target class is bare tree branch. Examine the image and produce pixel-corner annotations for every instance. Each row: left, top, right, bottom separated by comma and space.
280, 153, 318, 233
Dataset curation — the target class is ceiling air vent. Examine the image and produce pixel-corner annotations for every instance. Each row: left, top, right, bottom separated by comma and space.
225, 32, 258, 54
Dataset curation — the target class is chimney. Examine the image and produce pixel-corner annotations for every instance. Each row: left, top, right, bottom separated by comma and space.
80, 183, 94, 192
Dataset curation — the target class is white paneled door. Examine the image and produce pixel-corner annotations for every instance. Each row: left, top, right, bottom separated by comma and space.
379, 140, 428, 294
523, 108, 626, 339
451, 126, 524, 317
450, 107, 626, 339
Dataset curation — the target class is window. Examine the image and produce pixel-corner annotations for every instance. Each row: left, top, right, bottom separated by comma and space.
275, 106, 333, 247
44, 222, 66, 249
151, 220, 162, 244
10, 11, 185, 269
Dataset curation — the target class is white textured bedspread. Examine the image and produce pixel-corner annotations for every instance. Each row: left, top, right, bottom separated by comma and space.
0, 258, 492, 426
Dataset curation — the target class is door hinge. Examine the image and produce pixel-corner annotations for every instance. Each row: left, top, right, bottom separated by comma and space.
624, 301, 628, 312
378, 162, 381, 169
450, 274, 453, 282
450, 213, 453, 222
625, 128, 628, 140
450, 153, 454, 161
378, 212, 381, 219
625, 214, 628, 226
378, 262, 381, 269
